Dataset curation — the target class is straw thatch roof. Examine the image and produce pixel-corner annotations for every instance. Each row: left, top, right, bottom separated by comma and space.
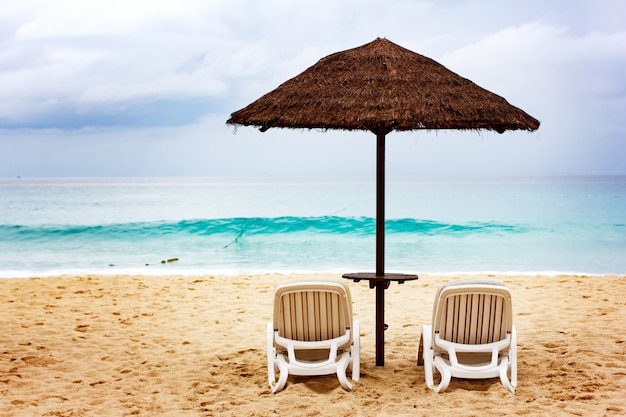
227, 38, 539, 134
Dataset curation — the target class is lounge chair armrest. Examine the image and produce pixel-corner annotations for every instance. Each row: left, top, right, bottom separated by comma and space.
286, 343, 338, 369
436, 334, 511, 354
275, 330, 351, 369
275, 331, 351, 351
436, 334, 512, 370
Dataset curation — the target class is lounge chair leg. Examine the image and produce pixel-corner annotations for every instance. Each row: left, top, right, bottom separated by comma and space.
499, 357, 515, 394
351, 320, 360, 382
498, 327, 517, 393
271, 361, 289, 394
337, 374, 351, 390
510, 326, 517, 391
337, 354, 353, 391
267, 323, 277, 391
433, 362, 451, 393
421, 325, 436, 389
417, 334, 424, 366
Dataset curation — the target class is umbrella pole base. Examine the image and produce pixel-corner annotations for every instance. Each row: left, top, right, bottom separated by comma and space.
342, 272, 419, 367
376, 280, 385, 366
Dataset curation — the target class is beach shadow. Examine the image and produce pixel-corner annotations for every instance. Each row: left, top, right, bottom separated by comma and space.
290, 375, 348, 394
441, 378, 504, 393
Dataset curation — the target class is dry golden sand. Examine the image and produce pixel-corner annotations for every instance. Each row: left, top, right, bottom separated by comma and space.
1, 273, 625, 416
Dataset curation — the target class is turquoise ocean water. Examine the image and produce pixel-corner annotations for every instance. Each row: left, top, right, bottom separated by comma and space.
0, 176, 624, 277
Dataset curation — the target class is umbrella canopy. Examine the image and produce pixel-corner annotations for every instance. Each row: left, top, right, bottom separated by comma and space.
227, 37, 539, 134
227, 37, 539, 366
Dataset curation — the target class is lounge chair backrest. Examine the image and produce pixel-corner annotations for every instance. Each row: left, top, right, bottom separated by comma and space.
433, 279, 512, 346
274, 281, 352, 344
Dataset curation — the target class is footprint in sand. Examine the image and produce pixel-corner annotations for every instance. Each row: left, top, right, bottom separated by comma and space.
22, 355, 57, 366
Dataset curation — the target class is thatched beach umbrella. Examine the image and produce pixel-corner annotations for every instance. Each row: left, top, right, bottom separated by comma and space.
227, 38, 539, 366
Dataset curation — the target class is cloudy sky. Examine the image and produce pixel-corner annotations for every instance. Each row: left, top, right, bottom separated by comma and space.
0, 0, 624, 178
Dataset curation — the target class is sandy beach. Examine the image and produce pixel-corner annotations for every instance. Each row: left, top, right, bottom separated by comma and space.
1, 273, 625, 416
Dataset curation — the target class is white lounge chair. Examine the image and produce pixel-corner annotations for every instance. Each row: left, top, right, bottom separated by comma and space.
417, 279, 517, 393
267, 280, 360, 393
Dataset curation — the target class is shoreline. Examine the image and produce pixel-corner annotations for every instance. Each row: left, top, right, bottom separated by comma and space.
1, 273, 625, 416
2, 269, 624, 279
